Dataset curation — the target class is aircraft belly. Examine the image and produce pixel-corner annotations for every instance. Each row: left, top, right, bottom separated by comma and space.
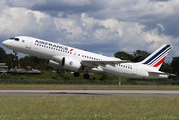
103, 65, 133, 78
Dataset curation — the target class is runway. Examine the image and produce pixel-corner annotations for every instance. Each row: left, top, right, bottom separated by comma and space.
0, 90, 179, 97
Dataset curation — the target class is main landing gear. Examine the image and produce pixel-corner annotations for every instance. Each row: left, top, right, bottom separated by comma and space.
83, 73, 90, 79
73, 72, 80, 77
73, 72, 90, 79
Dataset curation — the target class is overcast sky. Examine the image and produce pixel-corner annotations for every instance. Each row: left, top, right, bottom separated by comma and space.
0, 0, 179, 62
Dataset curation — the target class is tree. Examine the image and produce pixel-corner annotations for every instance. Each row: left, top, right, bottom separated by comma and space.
171, 57, 179, 76
19, 56, 46, 70
133, 50, 150, 62
6, 54, 16, 68
160, 62, 173, 73
19, 56, 32, 69
0, 47, 7, 63
114, 51, 134, 60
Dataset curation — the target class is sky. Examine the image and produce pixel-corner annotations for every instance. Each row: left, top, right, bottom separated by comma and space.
0, 0, 179, 62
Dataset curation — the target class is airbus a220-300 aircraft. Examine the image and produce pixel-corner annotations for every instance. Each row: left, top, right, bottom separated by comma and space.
2, 36, 175, 79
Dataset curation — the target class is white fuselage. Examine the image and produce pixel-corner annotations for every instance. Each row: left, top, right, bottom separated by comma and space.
2, 36, 169, 79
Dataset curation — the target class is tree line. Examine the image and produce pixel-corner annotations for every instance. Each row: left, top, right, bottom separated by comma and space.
0, 47, 178, 79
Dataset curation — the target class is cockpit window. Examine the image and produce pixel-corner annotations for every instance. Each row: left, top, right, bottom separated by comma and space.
9, 37, 19, 41
9, 37, 15, 40
14, 38, 19, 41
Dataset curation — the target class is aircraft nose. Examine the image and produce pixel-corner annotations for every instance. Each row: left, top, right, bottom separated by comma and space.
2, 40, 9, 47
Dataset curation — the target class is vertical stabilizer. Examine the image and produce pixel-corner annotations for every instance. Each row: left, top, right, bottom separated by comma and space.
140, 44, 172, 70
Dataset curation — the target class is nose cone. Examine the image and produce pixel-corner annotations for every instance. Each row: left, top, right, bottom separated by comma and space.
2, 40, 10, 47
2, 40, 7, 46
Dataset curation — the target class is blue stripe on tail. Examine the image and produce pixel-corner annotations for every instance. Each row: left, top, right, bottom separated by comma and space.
143, 45, 171, 65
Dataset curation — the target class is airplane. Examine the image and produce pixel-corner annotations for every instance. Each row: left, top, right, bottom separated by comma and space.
2, 36, 176, 79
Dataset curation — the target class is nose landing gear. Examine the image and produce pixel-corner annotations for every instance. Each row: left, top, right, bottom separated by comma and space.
13, 50, 18, 61
73, 72, 80, 77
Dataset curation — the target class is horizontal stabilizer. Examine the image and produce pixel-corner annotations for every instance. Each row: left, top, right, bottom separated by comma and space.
148, 71, 176, 76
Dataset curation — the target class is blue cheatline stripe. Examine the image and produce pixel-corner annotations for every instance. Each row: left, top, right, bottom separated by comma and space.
148, 47, 171, 65
143, 45, 171, 65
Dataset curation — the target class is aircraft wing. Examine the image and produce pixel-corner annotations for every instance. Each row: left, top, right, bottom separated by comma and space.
148, 71, 176, 76
81, 60, 131, 68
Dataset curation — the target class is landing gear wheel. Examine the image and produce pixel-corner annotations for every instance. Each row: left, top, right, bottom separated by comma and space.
83, 74, 90, 79
73, 72, 80, 77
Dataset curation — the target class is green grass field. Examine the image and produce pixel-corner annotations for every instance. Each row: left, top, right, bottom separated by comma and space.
0, 96, 179, 120
0, 85, 179, 119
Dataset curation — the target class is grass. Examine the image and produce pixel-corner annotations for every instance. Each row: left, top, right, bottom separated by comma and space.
0, 84, 179, 90
0, 96, 179, 120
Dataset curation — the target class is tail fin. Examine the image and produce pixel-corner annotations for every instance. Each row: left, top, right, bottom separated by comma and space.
140, 44, 172, 70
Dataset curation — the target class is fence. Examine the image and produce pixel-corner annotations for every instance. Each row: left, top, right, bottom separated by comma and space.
0, 79, 177, 85
122, 80, 175, 85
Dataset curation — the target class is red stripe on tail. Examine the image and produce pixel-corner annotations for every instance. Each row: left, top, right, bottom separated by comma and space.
153, 56, 166, 67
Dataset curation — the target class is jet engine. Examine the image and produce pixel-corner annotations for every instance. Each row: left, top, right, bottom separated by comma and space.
46, 60, 62, 68
61, 57, 81, 72
50, 55, 63, 63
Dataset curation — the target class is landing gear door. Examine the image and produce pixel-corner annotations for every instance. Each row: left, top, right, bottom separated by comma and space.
26, 38, 32, 49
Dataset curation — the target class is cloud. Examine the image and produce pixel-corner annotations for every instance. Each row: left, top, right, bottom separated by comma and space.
0, 0, 179, 62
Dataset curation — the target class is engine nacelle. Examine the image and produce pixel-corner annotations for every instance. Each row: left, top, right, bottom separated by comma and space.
46, 60, 62, 68
61, 57, 81, 72
50, 55, 63, 63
